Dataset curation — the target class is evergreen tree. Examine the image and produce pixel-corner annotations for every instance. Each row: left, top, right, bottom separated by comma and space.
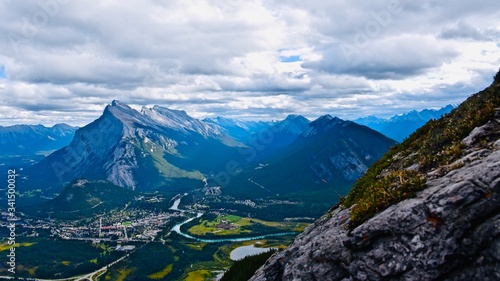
221, 250, 277, 281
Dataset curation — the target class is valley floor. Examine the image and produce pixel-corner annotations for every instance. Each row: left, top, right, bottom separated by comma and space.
0, 193, 305, 281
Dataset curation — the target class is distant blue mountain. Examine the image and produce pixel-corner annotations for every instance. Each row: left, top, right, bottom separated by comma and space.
203, 117, 272, 142
354, 105, 455, 142
204, 114, 311, 161
0, 123, 78, 155
220, 114, 397, 219
267, 114, 311, 148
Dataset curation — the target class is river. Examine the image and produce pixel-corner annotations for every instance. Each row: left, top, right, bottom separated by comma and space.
169, 196, 296, 243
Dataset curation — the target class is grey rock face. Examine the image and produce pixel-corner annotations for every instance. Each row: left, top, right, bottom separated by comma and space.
105, 141, 138, 190
330, 152, 368, 181
251, 119, 500, 280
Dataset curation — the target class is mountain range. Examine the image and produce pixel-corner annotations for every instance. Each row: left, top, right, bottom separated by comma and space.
205, 114, 311, 162
0, 123, 78, 155
0, 105, 452, 160
353, 105, 455, 142
19, 100, 394, 216
8, 99, 459, 220
222, 115, 396, 198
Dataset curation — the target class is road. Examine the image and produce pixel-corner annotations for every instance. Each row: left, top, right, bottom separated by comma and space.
0, 249, 134, 281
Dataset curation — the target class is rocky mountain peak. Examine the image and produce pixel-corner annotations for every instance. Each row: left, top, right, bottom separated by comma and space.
28, 100, 244, 191
51, 123, 76, 130
111, 100, 125, 107
283, 114, 307, 122
316, 114, 334, 121
105, 100, 143, 126
151, 105, 189, 118
302, 115, 344, 137
274, 115, 310, 135
142, 104, 225, 138
108, 100, 139, 114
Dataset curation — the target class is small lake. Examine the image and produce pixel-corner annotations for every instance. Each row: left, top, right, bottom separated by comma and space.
230, 244, 275, 261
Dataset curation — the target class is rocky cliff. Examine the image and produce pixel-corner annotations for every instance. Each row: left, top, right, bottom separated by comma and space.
251, 75, 500, 280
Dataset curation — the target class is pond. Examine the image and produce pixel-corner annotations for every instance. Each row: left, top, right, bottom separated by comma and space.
230, 244, 275, 261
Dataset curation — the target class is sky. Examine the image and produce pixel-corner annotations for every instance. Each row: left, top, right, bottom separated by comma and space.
0, 0, 499, 126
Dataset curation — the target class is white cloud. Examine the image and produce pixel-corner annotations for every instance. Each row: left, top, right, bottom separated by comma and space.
0, 0, 499, 126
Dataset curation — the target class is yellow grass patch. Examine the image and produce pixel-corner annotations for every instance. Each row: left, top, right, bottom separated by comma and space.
0, 242, 35, 251
116, 268, 134, 281
185, 269, 210, 281
184, 242, 207, 251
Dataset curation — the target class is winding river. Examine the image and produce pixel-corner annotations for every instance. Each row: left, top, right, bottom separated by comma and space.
169, 196, 297, 243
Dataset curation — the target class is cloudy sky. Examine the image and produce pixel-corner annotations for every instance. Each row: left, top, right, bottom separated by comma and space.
1, 0, 499, 126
